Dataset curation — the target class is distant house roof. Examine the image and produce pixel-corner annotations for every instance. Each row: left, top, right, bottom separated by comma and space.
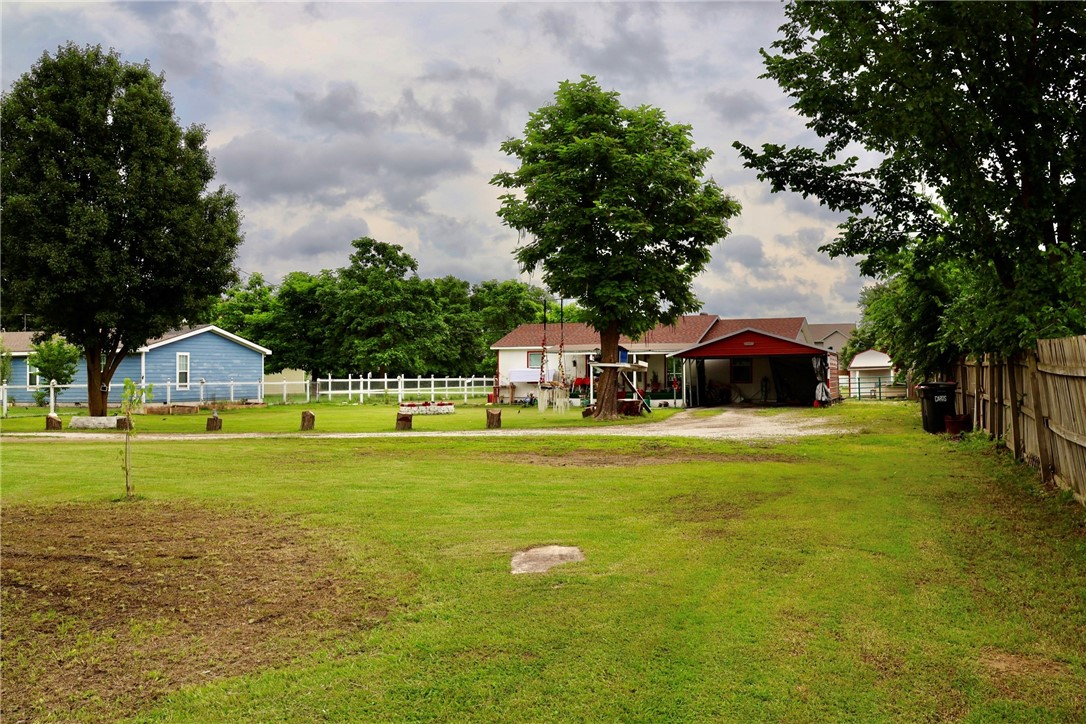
1, 325, 271, 356
808, 323, 856, 344
492, 315, 816, 351
0, 331, 37, 356
490, 314, 721, 351
703, 317, 808, 343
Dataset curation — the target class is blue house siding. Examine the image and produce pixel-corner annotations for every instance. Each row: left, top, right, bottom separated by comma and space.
5, 355, 140, 405
4, 327, 269, 405
144, 332, 264, 403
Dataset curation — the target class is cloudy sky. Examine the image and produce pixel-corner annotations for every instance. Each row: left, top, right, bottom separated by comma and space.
2, 1, 866, 322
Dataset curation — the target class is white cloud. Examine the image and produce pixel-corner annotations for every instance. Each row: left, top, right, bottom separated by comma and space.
2, 0, 859, 322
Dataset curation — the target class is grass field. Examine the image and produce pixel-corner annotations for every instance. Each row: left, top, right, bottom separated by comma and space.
2, 401, 1084, 721
0, 401, 682, 434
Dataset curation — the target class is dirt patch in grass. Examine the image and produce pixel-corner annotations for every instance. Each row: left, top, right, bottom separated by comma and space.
981, 650, 1069, 678
501, 449, 797, 468
2, 501, 390, 722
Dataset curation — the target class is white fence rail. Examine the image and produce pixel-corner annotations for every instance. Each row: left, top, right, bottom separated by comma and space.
312, 374, 493, 403
1, 375, 496, 415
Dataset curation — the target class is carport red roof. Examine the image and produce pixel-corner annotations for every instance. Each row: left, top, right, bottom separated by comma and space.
673, 328, 827, 358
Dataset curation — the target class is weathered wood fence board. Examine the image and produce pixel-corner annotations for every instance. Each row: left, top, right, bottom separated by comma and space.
957, 335, 1086, 505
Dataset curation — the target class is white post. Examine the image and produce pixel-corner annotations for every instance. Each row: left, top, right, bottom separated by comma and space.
464, 376, 470, 403
199, 378, 206, 403
230, 378, 235, 403
431, 374, 435, 402
305, 374, 311, 403
166, 379, 172, 405
49, 379, 57, 415
1, 379, 7, 418
348, 374, 353, 402
327, 374, 332, 402
589, 367, 595, 406
398, 375, 404, 403
283, 380, 288, 403
383, 373, 388, 403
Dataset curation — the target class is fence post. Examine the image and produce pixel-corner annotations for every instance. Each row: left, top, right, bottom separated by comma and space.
230, 378, 235, 403
200, 378, 206, 403
166, 379, 171, 405
878, 377, 882, 401
49, 379, 57, 415
1027, 352, 1054, 485
305, 374, 311, 403
1, 379, 6, 418
465, 376, 470, 403
431, 374, 435, 402
398, 375, 404, 403
348, 374, 353, 402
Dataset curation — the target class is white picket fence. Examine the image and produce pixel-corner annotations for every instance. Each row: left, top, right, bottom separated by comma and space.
310, 374, 493, 404
1, 375, 496, 413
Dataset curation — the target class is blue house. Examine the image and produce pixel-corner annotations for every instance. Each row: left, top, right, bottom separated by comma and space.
3, 325, 272, 406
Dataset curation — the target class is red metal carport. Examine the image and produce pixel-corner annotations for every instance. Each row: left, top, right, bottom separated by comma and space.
671, 328, 839, 407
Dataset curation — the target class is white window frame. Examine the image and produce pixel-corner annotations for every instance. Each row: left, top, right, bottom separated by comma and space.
527, 351, 544, 368
176, 352, 190, 390
27, 363, 40, 387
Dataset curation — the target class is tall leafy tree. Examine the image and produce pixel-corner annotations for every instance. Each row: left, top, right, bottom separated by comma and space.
336, 237, 442, 376
209, 273, 277, 344
492, 76, 741, 418
1, 43, 242, 415
735, 2, 1086, 360
262, 270, 341, 382
470, 279, 549, 375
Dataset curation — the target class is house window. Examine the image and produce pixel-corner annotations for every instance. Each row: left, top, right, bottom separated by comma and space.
527, 351, 543, 368
731, 358, 753, 384
176, 353, 190, 390
27, 364, 40, 387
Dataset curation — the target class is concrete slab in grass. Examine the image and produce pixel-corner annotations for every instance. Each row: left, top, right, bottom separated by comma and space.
511, 545, 584, 574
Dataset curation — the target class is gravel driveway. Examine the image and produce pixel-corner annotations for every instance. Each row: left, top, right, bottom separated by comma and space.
4, 407, 848, 442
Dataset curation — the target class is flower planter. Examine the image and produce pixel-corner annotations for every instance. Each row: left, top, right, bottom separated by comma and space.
398, 402, 455, 415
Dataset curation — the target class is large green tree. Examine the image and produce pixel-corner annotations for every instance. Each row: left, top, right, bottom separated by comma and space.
735, 2, 1086, 361
1, 43, 242, 415
492, 76, 741, 418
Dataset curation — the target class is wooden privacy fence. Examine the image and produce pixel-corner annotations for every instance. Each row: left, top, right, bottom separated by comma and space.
956, 335, 1086, 505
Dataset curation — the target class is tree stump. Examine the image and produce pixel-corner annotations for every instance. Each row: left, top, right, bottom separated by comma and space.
395, 413, 413, 431
206, 416, 223, 432
45, 414, 62, 431
301, 410, 315, 431
486, 408, 502, 429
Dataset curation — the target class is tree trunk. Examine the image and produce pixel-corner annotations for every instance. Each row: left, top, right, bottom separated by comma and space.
86, 352, 109, 416
593, 321, 621, 420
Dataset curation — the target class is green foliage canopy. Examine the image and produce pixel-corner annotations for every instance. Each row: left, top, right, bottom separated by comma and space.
736, 2, 1086, 358
1, 43, 243, 414
493, 75, 741, 340
27, 335, 82, 387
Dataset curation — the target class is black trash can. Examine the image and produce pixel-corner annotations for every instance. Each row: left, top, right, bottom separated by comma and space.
917, 381, 957, 433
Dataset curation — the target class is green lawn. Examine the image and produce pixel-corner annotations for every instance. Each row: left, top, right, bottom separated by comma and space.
2, 401, 1084, 721
0, 401, 681, 435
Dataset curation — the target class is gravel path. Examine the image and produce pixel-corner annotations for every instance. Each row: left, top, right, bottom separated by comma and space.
3, 407, 849, 442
